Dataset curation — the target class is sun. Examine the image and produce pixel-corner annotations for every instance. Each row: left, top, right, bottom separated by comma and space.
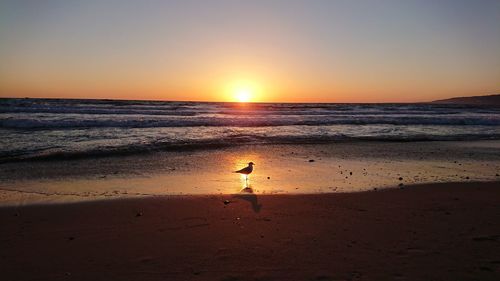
224, 79, 261, 102
235, 88, 252, 103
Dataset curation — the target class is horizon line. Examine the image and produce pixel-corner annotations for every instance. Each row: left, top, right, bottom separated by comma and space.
2, 93, 498, 104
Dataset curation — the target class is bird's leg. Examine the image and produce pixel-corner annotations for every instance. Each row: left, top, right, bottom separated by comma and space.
245, 175, 248, 188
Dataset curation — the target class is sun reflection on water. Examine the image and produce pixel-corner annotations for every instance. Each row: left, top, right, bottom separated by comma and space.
240, 173, 251, 189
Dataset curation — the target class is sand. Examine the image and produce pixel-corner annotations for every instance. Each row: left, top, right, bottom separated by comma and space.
1, 141, 499, 205
1, 181, 499, 281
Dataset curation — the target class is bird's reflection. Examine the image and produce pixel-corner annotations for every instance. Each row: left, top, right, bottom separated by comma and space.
240, 174, 251, 189
233, 187, 262, 213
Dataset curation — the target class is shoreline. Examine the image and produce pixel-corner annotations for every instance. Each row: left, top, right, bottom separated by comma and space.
2, 181, 499, 280
3, 138, 500, 164
1, 140, 499, 206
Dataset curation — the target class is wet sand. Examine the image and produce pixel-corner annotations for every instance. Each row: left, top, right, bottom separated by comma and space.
1, 141, 499, 205
1, 181, 499, 281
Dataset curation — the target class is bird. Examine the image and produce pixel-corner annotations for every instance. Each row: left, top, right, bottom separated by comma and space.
234, 162, 255, 187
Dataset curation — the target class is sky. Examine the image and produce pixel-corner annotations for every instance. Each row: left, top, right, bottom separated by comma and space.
0, 0, 499, 103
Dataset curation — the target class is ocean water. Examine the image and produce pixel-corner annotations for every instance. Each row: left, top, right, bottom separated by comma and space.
1, 98, 499, 162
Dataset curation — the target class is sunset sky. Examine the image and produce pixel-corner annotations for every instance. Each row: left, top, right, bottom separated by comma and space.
1, 0, 499, 103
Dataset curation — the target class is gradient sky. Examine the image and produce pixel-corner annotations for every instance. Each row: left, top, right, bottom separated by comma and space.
1, 0, 499, 102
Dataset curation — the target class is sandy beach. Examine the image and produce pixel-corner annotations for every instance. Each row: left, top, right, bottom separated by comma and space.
1, 141, 499, 205
1, 142, 499, 280
1, 181, 499, 281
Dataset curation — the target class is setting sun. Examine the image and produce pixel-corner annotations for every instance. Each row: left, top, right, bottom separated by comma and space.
224, 80, 262, 103
235, 88, 252, 103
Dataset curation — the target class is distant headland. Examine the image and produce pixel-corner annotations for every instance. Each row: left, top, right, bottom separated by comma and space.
432, 94, 500, 105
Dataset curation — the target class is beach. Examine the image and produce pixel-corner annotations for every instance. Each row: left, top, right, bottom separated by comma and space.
1, 141, 499, 205
1, 181, 499, 281
1, 140, 499, 280
1, 99, 500, 280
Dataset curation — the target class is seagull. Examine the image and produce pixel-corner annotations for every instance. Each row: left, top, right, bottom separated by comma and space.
234, 162, 255, 187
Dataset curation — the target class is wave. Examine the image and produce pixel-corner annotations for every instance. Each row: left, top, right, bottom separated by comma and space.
2, 98, 499, 117
2, 98, 499, 163
1, 131, 499, 163
2, 115, 499, 129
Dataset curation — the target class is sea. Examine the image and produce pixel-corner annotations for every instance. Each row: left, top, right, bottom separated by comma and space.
1, 98, 499, 163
